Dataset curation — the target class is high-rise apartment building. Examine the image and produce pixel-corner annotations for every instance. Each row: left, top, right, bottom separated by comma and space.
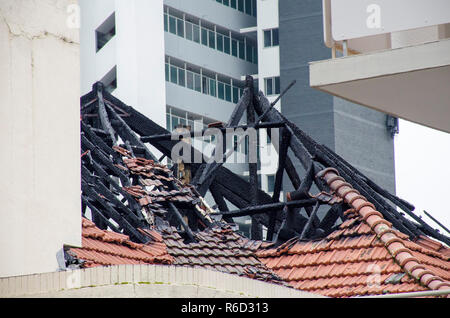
80, 0, 397, 225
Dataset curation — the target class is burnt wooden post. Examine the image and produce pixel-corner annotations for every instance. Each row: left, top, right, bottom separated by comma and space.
267, 127, 291, 241
246, 76, 262, 240
209, 182, 233, 223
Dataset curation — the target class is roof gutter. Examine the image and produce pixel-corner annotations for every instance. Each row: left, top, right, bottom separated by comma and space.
356, 289, 450, 298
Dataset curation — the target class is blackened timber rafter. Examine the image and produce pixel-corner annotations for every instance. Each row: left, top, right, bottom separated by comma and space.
81, 165, 146, 227
82, 81, 450, 246
191, 87, 252, 191
140, 122, 285, 143
318, 144, 448, 244
266, 128, 301, 190
299, 202, 321, 240
267, 127, 291, 241
211, 199, 318, 218
97, 83, 118, 145
209, 182, 233, 223
83, 153, 142, 217
247, 76, 262, 241
167, 202, 196, 242
81, 181, 149, 243
105, 103, 158, 162
80, 133, 130, 187
82, 196, 121, 233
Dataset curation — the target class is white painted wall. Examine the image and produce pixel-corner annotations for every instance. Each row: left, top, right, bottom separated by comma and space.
0, 0, 81, 278
80, 0, 167, 129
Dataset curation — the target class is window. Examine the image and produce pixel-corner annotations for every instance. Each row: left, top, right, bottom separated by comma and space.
245, 0, 252, 15
231, 39, 238, 57
232, 86, 239, 103
177, 18, 184, 37
252, 0, 257, 16
265, 78, 273, 95
223, 0, 229, 5
101, 66, 117, 93
225, 84, 232, 102
165, 63, 169, 81
238, 0, 244, 12
186, 71, 194, 89
208, 30, 215, 49
194, 73, 201, 92
178, 69, 185, 87
201, 27, 208, 46
185, 22, 193, 40
218, 82, 225, 100
263, 28, 279, 47
96, 13, 116, 52
246, 43, 253, 63
170, 66, 178, 84
193, 25, 200, 43
238, 40, 245, 60
267, 175, 275, 193
272, 28, 279, 46
202, 76, 209, 95
224, 36, 230, 54
164, 14, 168, 32
264, 76, 281, 96
169, 16, 177, 34
231, 0, 237, 9
217, 33, 223, 52
209, 78, 217, 97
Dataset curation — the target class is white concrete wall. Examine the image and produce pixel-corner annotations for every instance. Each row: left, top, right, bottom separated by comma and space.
0, 0, 81, 278
0, 265, 324, 298
80, 0, 167, 129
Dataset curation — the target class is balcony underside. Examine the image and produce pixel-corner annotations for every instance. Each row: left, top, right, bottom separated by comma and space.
310, 39, 450, 134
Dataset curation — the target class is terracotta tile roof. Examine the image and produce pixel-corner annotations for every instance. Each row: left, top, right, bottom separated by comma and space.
257, 207, 450, 297
318, 168, 450, 293
149, 224, 285, 284
68, 218, 174, 267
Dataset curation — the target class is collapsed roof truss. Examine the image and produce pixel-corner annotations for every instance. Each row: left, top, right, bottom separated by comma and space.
80, 80, 450, 247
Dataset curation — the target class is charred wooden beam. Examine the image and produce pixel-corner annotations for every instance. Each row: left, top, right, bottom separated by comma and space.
81, 121, 121, 162
82, 196, 121, 233
191, 88, 252, 190
255, 80, 296, 124
209, 182, 233, 223
81, 181, 149, 243
97, 83, 117, 145
81, 134, 130, 186
84, 154, 142, 217
319, 204, 345, 235
211, 199, 317, 218
299, 202, 321, 239
105, 103, 157, 162
140, 122, 285, 143
267, 127, 291, 241
246, 75, 262, 241
167, 202, 195, 242
81, 165, 147, 228
286, 161, 315, 202
424, 210, 450, 235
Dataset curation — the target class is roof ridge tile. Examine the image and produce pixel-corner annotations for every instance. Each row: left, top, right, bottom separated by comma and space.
319, 168, 450, 295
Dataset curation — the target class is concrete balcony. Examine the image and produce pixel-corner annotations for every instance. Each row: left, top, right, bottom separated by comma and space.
310, 38, 450, 133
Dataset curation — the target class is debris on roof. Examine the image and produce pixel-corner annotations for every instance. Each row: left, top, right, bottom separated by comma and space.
68, 218, 173, 267
157, 224, 284, 283
75, 80, 450, 297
